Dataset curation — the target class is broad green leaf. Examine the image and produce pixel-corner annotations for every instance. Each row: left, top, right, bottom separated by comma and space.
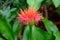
54, 31, 60, 40
14, 36, 18, 40
52, 0, 60, 7
31, 25, 46, 40
27, 0, 43, 10
0, 38, 4, 40
22, 25, 30, 40
0, 17, 14, 40
43, 18, 60, 40
42, 18, 58, 34
32, 25, 54, 40
13, 19, 20, 40
13, 19, 20, 36
23, 25, 53, 40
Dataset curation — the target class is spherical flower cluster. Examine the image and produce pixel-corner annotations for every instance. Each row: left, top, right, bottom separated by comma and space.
18, 8, 43, 24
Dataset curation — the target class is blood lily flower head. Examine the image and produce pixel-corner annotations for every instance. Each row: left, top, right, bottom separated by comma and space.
18, 8, 43, 25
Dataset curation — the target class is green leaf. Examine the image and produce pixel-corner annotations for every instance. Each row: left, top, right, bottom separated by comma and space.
0, 6, 17, 22
54, 31, 60, 40
13, 19, 20, 36
31, 25, 46, 40
43, 18, 60, 40
0, 38, 4, 40
52, 0, 60, 7
22, 25, 30, 40
32, 25, 54, 40
42, 18, 58, 34
27, 0, 43, 10
13, 0, 20, 5
23, 25, 53, 40
13, 19, 20, 40
10, 8, 17, 12
0, 17, 14, 40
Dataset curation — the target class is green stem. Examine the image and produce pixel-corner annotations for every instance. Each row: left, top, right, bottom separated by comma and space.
29, 26, 32, 40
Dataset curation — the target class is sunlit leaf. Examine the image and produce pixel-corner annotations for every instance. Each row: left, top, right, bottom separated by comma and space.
42, 18, 58, 34
52, 0, 60, 7
0, 38, 4, 40
54, 31, 60, 40
22, 25, 30, 40
0, 16, 14, 40
22, 24, 53, 40
27, 0, 43, 10
31, 25, 46, 40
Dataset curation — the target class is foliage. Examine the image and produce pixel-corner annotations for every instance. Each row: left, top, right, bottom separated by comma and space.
0, 0, 60, 40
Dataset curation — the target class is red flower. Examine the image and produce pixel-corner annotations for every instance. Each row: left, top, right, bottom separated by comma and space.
18, 8, 43, 24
